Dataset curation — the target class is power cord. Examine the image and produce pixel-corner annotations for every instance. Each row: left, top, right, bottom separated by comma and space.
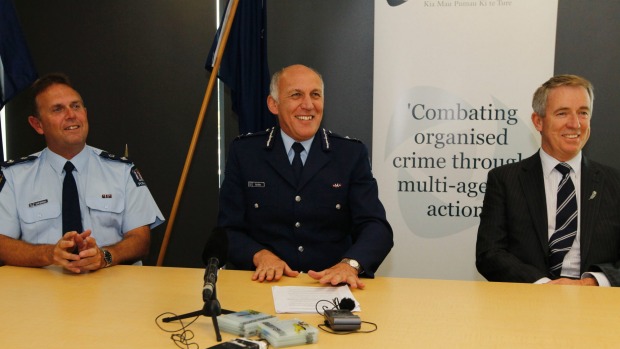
155, 312, 201, 349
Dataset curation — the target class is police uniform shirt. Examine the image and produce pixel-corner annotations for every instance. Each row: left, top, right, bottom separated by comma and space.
0, 145, 164, 248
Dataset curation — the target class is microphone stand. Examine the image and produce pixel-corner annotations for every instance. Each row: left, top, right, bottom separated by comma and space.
162, 286, 233, 342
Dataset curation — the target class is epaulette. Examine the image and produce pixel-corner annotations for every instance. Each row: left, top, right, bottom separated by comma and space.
324, 129, 362, 143
233, 127, 276, 149
234, 127, 272, 141
99, 151, 134, 164
319, 128, 362, 152
99, 151, 146, 187
1, 155, 38, 168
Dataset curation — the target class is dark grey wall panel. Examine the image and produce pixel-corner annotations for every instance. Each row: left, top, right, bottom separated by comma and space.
556, 0, 620, 170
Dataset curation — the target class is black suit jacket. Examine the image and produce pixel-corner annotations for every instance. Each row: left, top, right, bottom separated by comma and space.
476, 151, 620, 285
216, 127, 393, 276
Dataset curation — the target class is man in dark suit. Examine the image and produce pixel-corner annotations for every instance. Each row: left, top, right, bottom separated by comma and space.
216, 64, 393, 289
476, 74, 620, 286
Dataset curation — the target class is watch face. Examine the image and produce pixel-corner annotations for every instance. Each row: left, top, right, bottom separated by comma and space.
103, 249, 112, 266
349, 259, 360, 268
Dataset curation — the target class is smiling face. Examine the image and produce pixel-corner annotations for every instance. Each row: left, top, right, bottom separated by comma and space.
267, 65, 324, 141
531, 85, 591, 162
28, 83, 89, 159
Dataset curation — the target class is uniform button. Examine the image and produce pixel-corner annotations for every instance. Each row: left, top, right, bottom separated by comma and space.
254, 203, 259, 208
295, 222, 301, 228
298, 246, 304, 252
295, 195, 301, 202
336, 204, 341, 210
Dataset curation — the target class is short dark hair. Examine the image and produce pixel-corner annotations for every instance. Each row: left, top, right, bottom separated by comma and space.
30, 73, 75, 117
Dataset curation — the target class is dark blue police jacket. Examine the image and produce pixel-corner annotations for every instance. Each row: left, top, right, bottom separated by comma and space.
217, 127, 393, 276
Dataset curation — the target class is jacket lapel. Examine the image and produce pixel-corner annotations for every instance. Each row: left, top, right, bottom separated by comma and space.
265, 131, 298, 187
579, 156, 602, 270
520, 152, 550, 255
264, 131, 331, 189
297, 136, 330, 188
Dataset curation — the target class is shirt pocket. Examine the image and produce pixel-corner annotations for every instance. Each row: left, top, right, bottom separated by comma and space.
85, 194, 124, 245
18, 199, 61, 243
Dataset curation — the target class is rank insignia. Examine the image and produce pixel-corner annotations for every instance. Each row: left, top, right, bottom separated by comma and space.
131, 166, 146, 187
0, 171, 5, 193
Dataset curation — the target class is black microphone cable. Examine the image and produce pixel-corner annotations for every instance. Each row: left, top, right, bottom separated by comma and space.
155, 312, 200, 349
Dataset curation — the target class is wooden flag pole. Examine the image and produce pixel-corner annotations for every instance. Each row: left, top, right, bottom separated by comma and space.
157, 0, 240, 266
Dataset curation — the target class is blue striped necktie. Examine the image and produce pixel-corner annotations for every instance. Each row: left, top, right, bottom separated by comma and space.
548, 162, 578, 277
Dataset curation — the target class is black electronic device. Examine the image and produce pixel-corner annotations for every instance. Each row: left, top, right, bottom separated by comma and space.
324, 309, 361, 331
207, 338, 266, 349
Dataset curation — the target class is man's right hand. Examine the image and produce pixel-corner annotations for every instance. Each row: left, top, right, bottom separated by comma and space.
252, 249, 299, 282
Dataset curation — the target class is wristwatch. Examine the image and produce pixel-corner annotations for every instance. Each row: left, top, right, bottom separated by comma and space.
101, 248, 113, 268
340, 258, 361, 274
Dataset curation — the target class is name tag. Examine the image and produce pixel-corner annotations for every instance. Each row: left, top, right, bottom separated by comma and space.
248, 181, 265, 188
29, 199, 49, 208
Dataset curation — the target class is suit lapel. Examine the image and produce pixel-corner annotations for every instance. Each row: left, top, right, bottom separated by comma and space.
579, 156, 603, 270
519, 153, 550, 254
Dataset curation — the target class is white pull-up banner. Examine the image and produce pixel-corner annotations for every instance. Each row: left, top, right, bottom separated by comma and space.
373, 0, 558, 280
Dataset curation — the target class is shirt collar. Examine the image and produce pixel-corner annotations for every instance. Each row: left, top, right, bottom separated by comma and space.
280, 130, 314, 154
45, 146, 89, 174
539, 148, 582, 177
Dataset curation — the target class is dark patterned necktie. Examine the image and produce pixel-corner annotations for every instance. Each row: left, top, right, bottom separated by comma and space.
548, 163, 578, 277
292, 142, 304, 184
62, 161, 83, 234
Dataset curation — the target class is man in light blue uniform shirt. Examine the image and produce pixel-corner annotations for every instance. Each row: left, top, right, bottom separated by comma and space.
0, 73, 164, 273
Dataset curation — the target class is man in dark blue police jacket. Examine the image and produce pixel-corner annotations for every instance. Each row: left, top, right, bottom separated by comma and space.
216, 64, 393, 289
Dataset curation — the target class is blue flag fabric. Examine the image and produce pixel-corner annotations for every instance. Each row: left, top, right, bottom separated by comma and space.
206, 0, 274, 134
0, 0, 38, 110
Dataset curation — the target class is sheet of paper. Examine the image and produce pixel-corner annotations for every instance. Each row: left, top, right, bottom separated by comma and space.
271, 285, 361, 314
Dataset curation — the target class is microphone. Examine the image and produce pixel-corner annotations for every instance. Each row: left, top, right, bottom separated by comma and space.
203, 257, 219, 302
338, 297, 356, 311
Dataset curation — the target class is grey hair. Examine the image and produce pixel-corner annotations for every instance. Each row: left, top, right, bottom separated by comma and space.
532, 74, 594, 117
269, 65, 324, 102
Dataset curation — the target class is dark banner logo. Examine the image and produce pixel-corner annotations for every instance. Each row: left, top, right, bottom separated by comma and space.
387, 0, 408, 6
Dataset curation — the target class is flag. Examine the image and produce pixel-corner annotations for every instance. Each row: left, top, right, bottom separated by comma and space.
0, 0, 38, 110
206, 0, 274, 134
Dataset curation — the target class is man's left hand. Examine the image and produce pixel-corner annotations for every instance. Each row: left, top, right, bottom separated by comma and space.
308, 263, 365, 289
546, 277, 599, 286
